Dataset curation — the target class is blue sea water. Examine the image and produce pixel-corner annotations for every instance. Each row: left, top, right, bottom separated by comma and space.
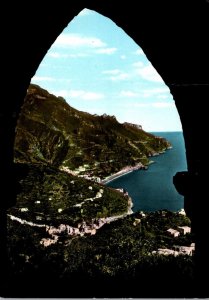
106, 132, 187, 212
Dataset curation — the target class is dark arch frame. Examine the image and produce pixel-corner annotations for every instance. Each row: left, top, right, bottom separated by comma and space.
1, 1, 209, 297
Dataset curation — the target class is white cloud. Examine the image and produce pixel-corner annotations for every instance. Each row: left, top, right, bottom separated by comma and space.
78, 8, 92, 17
119, 87, 170, 99
102, 69, 121, 75
110, 73, 129, 81
135, 49, 144, 55
48, 51, 88, 58
103, 61, 165, 84
55, 78, 71, 83
120, 55, 126, 60
152, 102, 175, 108
122, 102, 150, 108
54, 33, 106, 48
141, 87, 170, 98
121, 101, 175, 109
48, 52, 68, 58
68, 53, 89, 58
53, 89, 104, 101
135, 63, 164, 83
31, 76, 55, 82
102, 69, 130, 81
82, 92, 104, 100
156, 94, 169, 99
95, 47, 117, 55
132, 61, 144, 68
103, 69, 129, 81
135, 103, 150, 108
120, 91, 139, 97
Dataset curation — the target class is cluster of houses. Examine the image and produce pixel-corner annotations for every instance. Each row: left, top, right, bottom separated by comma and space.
152, 225, 195, 256
167, 225, 191, 237
40, 219, 107, 247
153, 244, 195, 256
40, 188, 133, 247
60, 165, 102, 183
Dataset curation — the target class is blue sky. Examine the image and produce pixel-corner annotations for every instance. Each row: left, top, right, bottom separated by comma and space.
31, 8, 182, 132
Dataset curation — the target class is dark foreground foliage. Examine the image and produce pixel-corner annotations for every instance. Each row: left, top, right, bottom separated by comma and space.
6, 208, 194, 298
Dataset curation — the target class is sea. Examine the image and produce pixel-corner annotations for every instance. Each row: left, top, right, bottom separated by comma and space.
106, 132, 187, 212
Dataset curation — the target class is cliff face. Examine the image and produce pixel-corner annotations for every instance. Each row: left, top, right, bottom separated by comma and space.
15, 84, 171, 179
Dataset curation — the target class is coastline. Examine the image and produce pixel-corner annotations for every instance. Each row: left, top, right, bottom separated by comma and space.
101, 162, 146, 184
102, 144, 172, 185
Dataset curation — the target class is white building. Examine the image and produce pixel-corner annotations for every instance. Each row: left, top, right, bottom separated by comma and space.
167, 228, 180, 237
176, 244, 195, 256
178, 208, 186, 216
153, 248, 179, 256
178, 226, 191, 235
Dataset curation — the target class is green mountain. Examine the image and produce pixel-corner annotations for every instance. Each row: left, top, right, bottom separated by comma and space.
11, 83, 172, 227
14, 84, 171, 179
7, 85, 194, 297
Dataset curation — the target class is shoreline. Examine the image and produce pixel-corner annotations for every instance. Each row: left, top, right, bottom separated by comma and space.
101, 162, 147, 184
102, 145, 171, 185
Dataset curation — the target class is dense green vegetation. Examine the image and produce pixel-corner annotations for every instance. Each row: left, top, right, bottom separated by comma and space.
8, 163, 129, 225
7, 210, 194, 297
14, 84, 170, 179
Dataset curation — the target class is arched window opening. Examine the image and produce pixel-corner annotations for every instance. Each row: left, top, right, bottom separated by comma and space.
9, 8, 193, 297
30, 8, 187, 212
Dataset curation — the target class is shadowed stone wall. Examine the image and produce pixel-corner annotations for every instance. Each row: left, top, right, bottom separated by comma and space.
1, 0, 209, 296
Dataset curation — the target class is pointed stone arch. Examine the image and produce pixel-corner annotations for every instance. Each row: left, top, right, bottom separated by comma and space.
1, 1, 209, 297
